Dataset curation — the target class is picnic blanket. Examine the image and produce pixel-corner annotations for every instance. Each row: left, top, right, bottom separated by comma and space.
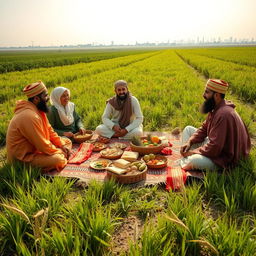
46, 132, 203, 187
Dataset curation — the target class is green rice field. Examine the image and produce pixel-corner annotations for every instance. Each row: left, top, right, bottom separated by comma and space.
0, 47, 255, 255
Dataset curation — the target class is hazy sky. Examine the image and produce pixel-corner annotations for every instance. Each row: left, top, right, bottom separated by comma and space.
0, 0, 255, 46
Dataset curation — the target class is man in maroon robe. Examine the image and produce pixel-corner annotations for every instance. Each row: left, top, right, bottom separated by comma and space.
180, 79, 251, 171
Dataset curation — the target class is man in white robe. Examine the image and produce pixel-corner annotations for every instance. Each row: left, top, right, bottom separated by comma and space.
95, 80, 143, 140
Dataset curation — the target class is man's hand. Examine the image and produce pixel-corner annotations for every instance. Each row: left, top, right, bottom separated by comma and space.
181, 150, 195, 158
113, 128, 128, 138
63, 132, 74, 138
119, 129, 128, 137
112, 125, 121, 133
180, 141, 192, 157
79, 128, 86, 135
60, 145, 71, 159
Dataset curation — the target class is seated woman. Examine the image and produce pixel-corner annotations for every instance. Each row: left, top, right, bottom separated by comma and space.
47, 87, 86, 139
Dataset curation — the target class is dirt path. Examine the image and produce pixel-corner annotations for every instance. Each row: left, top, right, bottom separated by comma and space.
111, 215, 144, 255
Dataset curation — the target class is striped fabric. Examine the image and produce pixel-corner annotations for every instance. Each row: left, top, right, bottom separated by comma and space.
206, 79, 229, 94
166, 167, 187, 191
68, 143, 93, 164
23, 81, 47, 98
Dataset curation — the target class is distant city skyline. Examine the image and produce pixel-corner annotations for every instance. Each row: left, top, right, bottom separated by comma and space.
1, 36, 255, 50
0, 0, 256, 47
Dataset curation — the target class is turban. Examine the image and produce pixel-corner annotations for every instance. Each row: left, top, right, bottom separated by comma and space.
205, 79, 229, 94
23, 81, 47, 98
114, 80, 128, 89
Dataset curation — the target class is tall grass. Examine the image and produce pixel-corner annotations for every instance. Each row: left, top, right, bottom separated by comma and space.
206, 215, 256, 255
0, 161, 41, 196
66, 188, 121, 255
203, 151, 256, 214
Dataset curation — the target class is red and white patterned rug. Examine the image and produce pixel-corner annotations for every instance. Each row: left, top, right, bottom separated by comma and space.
46, 132, 203, 187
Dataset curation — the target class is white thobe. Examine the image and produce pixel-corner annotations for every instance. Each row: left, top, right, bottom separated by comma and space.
95, 96, 143, 140
180, 126, 218, 171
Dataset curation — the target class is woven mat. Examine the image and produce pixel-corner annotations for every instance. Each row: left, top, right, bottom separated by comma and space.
46, 132, 203, 186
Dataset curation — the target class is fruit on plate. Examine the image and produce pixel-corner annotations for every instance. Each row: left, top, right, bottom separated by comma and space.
106, 160, 146, 175
131, 135, 161, 147
143, 154, 167, 166
125, 161, 146, 173
151, 135, 160, 144
143, 154, 155, 161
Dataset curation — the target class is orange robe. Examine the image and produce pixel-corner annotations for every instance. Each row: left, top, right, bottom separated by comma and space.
6, 100, 71, 171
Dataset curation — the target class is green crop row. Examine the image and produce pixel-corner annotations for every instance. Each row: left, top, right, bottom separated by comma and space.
176, 49, 256, 103
1, 49, 255, 145
0, 51, 159, 104
0, 48, 156, 73
178, 46, 256, 67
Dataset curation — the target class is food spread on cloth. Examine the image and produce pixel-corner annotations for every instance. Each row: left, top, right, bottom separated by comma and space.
109, 142, 127, 149
70, 133, 173, 182
143, 154, 167, 168
131, 134, 162, 147
75, 133, 91, 139
89, 159, 112, 170
92, 142, 107, 152
100, 148, 123, 159
106, 160, 146, 175
121, 151, 139, 161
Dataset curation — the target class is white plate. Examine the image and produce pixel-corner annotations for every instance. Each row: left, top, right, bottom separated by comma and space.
90, 159, 112, 170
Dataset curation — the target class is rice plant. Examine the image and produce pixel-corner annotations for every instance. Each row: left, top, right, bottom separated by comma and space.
115, 190, 132, 217
128, 219, 174, 256
206, 215, 256, 255
41, 221, 87, 255
0, 162, 41, 196
0, 203, 49, 255
86, 178, 123, 205
66, 196, 120, 255
32, 176, 74, 218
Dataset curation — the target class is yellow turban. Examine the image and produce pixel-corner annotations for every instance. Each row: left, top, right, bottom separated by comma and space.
206, 79, 229, 94
23, 81, 47, 98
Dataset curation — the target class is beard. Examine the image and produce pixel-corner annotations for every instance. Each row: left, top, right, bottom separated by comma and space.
37, 99, 49, 113
117, 93, 128, 101
200, 96, 215, 114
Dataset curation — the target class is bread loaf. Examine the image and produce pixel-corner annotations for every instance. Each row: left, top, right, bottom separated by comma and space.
113, 159, 131, 169
106, 166, 127, 175
121, 151, 139, 161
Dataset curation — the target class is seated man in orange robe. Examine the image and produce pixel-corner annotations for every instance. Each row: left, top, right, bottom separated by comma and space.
6, 81, 71, 172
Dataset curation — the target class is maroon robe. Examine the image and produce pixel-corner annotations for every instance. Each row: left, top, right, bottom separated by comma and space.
190, 100, 251, 168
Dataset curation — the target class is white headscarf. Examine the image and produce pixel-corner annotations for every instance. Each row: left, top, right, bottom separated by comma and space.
50, 87, 75, 126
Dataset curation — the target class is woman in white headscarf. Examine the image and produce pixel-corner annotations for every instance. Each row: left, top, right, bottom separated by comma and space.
47, 87, 86, 138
